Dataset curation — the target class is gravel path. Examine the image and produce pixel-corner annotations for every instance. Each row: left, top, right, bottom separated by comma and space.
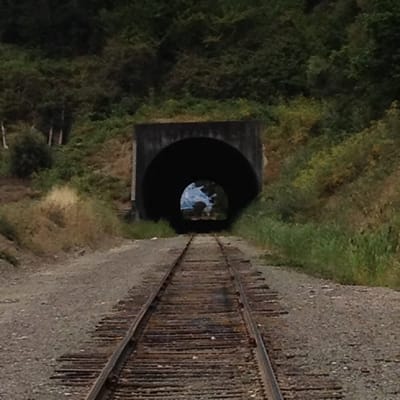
1, 235, 399, 399
0, 236, 189, 400
225, 236, 400, 400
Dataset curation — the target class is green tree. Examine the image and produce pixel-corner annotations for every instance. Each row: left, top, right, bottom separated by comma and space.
10, 131, 52, 178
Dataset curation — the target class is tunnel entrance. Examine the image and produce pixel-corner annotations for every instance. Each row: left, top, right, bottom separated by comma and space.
141, 137, 259, 233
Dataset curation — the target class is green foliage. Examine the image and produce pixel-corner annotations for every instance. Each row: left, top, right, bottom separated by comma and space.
9, 131, 52, 178
2, 0, 400, 287
135, 97, 270, 122
123, 220, 175, 240
267, 97, 325, 141
234, 211, 400, 288
262, 101, 400, 222
1, 0, 399, 132
0, 1, 110, 55
0, 149, 10, 177
293, 102, 400, 199
234, 99, 400, 289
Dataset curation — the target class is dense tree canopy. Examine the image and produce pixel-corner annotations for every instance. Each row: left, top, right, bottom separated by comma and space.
0, 0, 399, 133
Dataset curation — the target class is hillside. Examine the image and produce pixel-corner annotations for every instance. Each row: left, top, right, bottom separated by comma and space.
1, 0, 400, 287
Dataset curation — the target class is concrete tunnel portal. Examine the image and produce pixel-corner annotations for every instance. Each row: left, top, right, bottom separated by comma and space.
133, 121, 263, 233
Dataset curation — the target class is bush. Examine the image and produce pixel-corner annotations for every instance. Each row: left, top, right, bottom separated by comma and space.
10, 132, 52, 178
0, 150, 10, 177
0, 214, 19, 243
1, 186, 122, 254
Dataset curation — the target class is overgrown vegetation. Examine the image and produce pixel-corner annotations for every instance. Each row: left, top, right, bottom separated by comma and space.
123, 220, 175, 240
1, 1, 400, 286
234, 99, 400, 288
235, 214, 400, 288
10, 131, 52, 178
0, 186, 121, 254
2, 1, 400, 131
0, 186, 174, 255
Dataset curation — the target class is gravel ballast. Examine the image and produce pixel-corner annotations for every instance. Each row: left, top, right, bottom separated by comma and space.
225, 236, 400, 400
0, 237, 189, 400
0, 235, 399, 399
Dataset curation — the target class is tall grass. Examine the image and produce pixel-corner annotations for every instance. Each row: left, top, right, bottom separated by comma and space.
0, 186, 121, 254
234, 211, 400, 288
123, 220, 175, 240
0, 214, 20, 243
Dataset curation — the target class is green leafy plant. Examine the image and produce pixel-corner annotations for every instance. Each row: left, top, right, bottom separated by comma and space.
9, 131, 52, 178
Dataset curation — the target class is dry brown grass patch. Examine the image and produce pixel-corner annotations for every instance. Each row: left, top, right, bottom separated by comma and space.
1, 186, 121, 255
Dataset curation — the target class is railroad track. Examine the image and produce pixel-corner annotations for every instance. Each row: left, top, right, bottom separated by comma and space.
54, 235, 343, 399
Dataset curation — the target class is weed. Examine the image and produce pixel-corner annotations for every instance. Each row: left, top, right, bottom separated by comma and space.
1, 186, 122, 255
135, 97, 270, 123
123, 220, 175, 240
234, 210, 400, 288
0, 214, 19, 243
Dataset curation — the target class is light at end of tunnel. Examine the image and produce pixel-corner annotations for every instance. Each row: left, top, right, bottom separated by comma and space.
180, 180, 228, 222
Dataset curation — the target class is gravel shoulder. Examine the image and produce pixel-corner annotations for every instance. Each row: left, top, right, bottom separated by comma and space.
1, 235, 399, 400
0, 236, 189, 400
225, 236, 400, 400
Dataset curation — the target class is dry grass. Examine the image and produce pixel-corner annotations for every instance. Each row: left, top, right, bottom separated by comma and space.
90, 136, 133, 183
1, 186, 121, 255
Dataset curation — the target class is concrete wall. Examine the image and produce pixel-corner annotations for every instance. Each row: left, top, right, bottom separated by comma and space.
133, 121, 263, 218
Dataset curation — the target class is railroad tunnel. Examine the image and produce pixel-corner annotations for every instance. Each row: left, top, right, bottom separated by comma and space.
133, 121, 263, 233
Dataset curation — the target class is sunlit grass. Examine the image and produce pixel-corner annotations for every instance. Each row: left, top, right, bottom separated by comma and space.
234, 212, 400, 288
0, 186, 121, 254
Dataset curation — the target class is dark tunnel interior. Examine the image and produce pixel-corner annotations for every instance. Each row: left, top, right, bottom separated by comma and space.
142, 138, 259, 233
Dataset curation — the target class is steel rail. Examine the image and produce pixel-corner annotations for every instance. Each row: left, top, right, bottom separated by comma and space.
216, 236, 284, 400
84, 235, 194, 400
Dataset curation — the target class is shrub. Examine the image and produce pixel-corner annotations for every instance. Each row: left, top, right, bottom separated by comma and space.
0, 214, 19, 243
0, 150, 10, 177
10, 131, 52, 178
267, 97, 324, 143
1, 186, 122, 254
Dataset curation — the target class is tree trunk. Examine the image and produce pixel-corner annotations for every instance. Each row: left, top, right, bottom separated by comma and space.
48, 125, 53, 147
1, 121, 8, 149
58, 107, 65, 145
58, 128, 63, 145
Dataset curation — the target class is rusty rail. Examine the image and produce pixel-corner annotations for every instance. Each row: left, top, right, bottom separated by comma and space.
84, 235, 194, 400
56, 235, 288, 399
217, 236, 284, 400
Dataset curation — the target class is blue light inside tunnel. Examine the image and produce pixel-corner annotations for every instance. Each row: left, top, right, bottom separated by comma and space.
180, 183, 215, 212
180, 180, 228, 221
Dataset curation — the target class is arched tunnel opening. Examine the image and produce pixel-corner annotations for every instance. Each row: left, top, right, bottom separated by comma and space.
141, 138, 259, 233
